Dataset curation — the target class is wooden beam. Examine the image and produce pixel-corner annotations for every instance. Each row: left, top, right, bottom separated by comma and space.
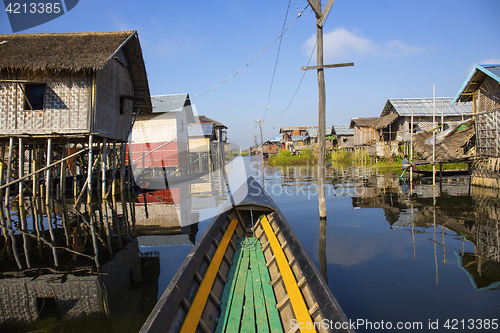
302, 62, 354, 71
319, 0, 336, 27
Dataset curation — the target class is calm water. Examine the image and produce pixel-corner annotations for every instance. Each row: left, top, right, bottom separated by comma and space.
8, 156, 496, 332
139, 156, 500, 332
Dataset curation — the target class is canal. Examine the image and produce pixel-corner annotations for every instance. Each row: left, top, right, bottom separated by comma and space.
3, 155, 499, 332
137, 155, 499, 332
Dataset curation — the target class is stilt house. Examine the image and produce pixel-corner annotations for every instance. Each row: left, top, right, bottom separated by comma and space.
130, 93, 194, 178
452, 64, 500, 187
380, 98, 473, 143
0, 31, 151, 272
0, 31, 151, 139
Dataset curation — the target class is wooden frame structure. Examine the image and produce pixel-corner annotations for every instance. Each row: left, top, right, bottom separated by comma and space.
0, 31, 152, 272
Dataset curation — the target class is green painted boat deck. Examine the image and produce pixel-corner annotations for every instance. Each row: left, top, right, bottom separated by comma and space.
215, 238, 283, 333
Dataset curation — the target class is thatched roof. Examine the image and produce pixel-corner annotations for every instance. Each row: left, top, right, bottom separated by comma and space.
0, 31, 152, 113
412, 118, 475, 161
0, 31, 135, 72
350, 113, 398, 129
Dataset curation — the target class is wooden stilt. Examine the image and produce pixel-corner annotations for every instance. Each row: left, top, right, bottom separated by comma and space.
112, 140, 122, 249
32, 144, 43, 259
46, 138, 59, 267
87, 135, 100, 270
126, 142, 136, 236
0, 142, 7, 244
60, 144, 70, 247
119, 144, 131, 240
102, 139, 113, 255
4, 138, 22, 269
19, 138, 31, 268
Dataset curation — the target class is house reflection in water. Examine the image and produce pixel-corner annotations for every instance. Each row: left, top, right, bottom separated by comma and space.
350, 172, 500, 291
0, 241, 161, 332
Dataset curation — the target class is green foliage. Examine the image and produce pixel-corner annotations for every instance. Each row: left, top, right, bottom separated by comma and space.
268, 149, 316, 166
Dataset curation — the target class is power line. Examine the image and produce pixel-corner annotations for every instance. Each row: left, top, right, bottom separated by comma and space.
263, 0, 291, 120
190, 3, 310, 100
272, 41, 317, 126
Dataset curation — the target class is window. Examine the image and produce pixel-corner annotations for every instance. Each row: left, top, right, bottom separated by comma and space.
120, 96, 125, 114
24, 84, 45, 110
409, 123, 419, 133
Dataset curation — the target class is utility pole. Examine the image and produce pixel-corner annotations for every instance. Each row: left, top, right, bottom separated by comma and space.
304, 0, 353, 219
255, 119, 265, 157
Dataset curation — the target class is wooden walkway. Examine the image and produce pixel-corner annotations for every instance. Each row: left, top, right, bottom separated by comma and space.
215, 238, 282, 333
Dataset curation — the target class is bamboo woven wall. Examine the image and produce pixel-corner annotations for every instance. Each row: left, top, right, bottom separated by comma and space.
94, 54, 134, 141
0, 70, 92, 135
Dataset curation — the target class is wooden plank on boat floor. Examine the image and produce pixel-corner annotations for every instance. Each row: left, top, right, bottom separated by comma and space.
215, 247, 243, 333
249, 240, 271, 333
254, 238, 283, 333
241, 249, 255, 333
217, 237, 283, 333
259, 215, 315, 332
226, 247, 250, 331
180, 218, 239, 333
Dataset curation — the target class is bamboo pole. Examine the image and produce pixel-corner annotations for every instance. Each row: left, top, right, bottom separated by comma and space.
19, 138, 31, 268
127, 143, 136, 236
119, 145, 131, 240
0, 142, 7, 244
102, 139, 113, 255
87, 134, 100, 270
432, 84, 436, 195
46, 138, 59, 267
60, 145, 70, 247
112, 140, 122, 249
410, 105, 414, 195
32, 144, 43, 259
4, 137, 13, 207
0, 147, 89, 190
3, 138, 22, 269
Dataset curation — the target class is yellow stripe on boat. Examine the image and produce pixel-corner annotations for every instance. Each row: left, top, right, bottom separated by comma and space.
180, 218, 239, 333
260, 215, 315, 333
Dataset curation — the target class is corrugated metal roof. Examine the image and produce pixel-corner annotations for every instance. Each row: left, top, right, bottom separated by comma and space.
452, 64, 500, 104
189, 123, 213, 136
332, 125, 354, 136
151, 93, 189, 113
197, 115, 227, 129
381, 98, 473, 117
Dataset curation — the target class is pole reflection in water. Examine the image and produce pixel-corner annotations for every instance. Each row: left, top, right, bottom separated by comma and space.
319, 217, 328, 285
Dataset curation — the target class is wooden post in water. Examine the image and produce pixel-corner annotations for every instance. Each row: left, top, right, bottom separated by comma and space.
87, 134, 100, 270
410, 106, 414, 195
19, 138, 31, 268
432, 85, 436, 196
32, 144, 43, 259
46, 138, 59, 267
102, 138, 113, 255
0, 142, 7, 247
304, 0, 353, 219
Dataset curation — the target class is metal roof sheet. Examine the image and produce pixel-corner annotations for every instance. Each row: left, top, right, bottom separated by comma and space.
382, 98, 473, 117
151, 93, 189, 113
332, 125, 354, 136
188, 123, 213, 136
452, 64, 500, 104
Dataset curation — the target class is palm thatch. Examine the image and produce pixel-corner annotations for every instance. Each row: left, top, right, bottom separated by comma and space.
0, 31, 152, 113
413, 118, 475, 161
0, 31, 136, 72
349, 113, 398, 129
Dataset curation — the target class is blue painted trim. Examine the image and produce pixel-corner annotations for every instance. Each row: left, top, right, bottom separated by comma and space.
452, 64, 500, 104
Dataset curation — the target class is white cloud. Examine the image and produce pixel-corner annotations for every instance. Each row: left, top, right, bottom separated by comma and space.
479, 58, 500, 65
304, 27, 424, 62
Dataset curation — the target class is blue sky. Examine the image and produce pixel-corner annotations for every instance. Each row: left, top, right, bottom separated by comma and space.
1, 0, 499, 149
